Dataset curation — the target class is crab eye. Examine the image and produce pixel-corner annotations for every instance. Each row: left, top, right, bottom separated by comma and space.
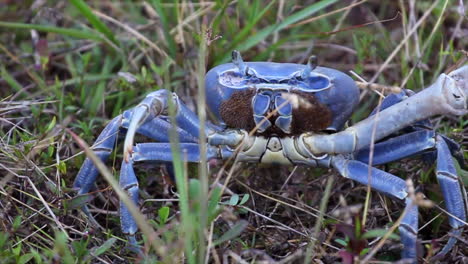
303, 75, 330, 91
218, 71, 246, 87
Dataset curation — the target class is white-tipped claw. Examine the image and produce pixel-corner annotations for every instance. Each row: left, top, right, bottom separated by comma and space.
123, 105, 150, 162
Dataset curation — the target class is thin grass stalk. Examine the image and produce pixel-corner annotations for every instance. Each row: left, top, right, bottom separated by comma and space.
197, 25, 209, 263
304, 175, 335, 263
400, 0, 449, 88
165, 71, 195, 264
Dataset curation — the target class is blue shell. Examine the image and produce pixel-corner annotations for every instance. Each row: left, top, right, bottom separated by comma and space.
205, 62, 359, 131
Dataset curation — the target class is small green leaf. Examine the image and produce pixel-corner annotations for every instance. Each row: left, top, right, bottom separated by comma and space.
88, 237, 117, 258
57, 161, 67, 174
189, 179, 201, 200
208, 186, 222, 212
45, 181, 59, 195
54, 232, 74, 264
12, 244, 21, 256
228, 194, 239, 206
360, 247, 370, 256
334, 238, 348, 247
158, 206, 170, 225
63, 194, 93, 210
212, 220, 248, 246
12, 216, 22, 231
208, 186, 223, 222
45, 116, 56, 133
1, 66, 22, 92
0, 232, 9, 249
362, 229, 399, 240
18, 253, 35, 264
239, 194, 250, 205
72, 238, 90, 260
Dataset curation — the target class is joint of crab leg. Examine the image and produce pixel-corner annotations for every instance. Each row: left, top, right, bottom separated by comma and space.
208, 130, 251, 149
123, 95, 166, 162
443, 65, 468, 115
300, 55, 317, 79
302, 130, 357, 155
295, 133, 331, 160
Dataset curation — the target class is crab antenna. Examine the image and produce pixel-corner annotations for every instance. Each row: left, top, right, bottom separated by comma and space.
300, 55, 318, 79
232, 50, 248, 75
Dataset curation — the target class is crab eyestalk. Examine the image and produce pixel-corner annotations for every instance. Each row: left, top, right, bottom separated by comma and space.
300, 55, 317, 79
232, 50, 249, 76
123, 94, 166, 162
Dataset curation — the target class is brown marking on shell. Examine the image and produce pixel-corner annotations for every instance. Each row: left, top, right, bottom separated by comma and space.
219, 89, 332, 137
290, 91, 332, 134
219, 89, 256, 131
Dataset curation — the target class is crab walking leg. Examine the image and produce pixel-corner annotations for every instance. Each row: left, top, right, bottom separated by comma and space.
354, 130, 436, 165
74, 112, 200, 194
118, 142, 226, 248
354, 133, 466, 256
123, 89, 216, 160
74, 116, 122, 195
119, 158, 140, 250
355, 130, 465, 167
304, 65, 468, 154
131, 143, 225, 162
122, 110, 199, 143
438, 135, 466, 169
331, 156, 419, 260
368, 90, 432, 129
434, 136, 466, 257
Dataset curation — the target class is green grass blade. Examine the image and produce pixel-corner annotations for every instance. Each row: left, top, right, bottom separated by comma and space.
68, 0, 119, 45
165, 72, 195, 264
149, 0, 177, 59
0, 21, 104, 42
218, 0, 338, 63
1, 66, 22, 92
214, 0, 276, 62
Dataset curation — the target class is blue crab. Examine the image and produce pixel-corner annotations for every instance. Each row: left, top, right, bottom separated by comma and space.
74, 51, 467, 262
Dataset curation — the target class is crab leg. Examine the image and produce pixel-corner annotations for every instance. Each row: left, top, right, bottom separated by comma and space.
304, 65, 468, 154
433, 135, 466, 258
367, 89, 432, 129
123, 89, 216, 161
331, 155, 419, 261
354, 130, 436, 165
121, 109, 198, 143
74, 116, 122, 195
74, 107, 202, 196
355, 129, 465, 167
118, 142, 226, 249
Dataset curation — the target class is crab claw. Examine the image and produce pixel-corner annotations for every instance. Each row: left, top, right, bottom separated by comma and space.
444, 64, 468, 115
302, 64, 468, 155
123, 91, 167, 162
